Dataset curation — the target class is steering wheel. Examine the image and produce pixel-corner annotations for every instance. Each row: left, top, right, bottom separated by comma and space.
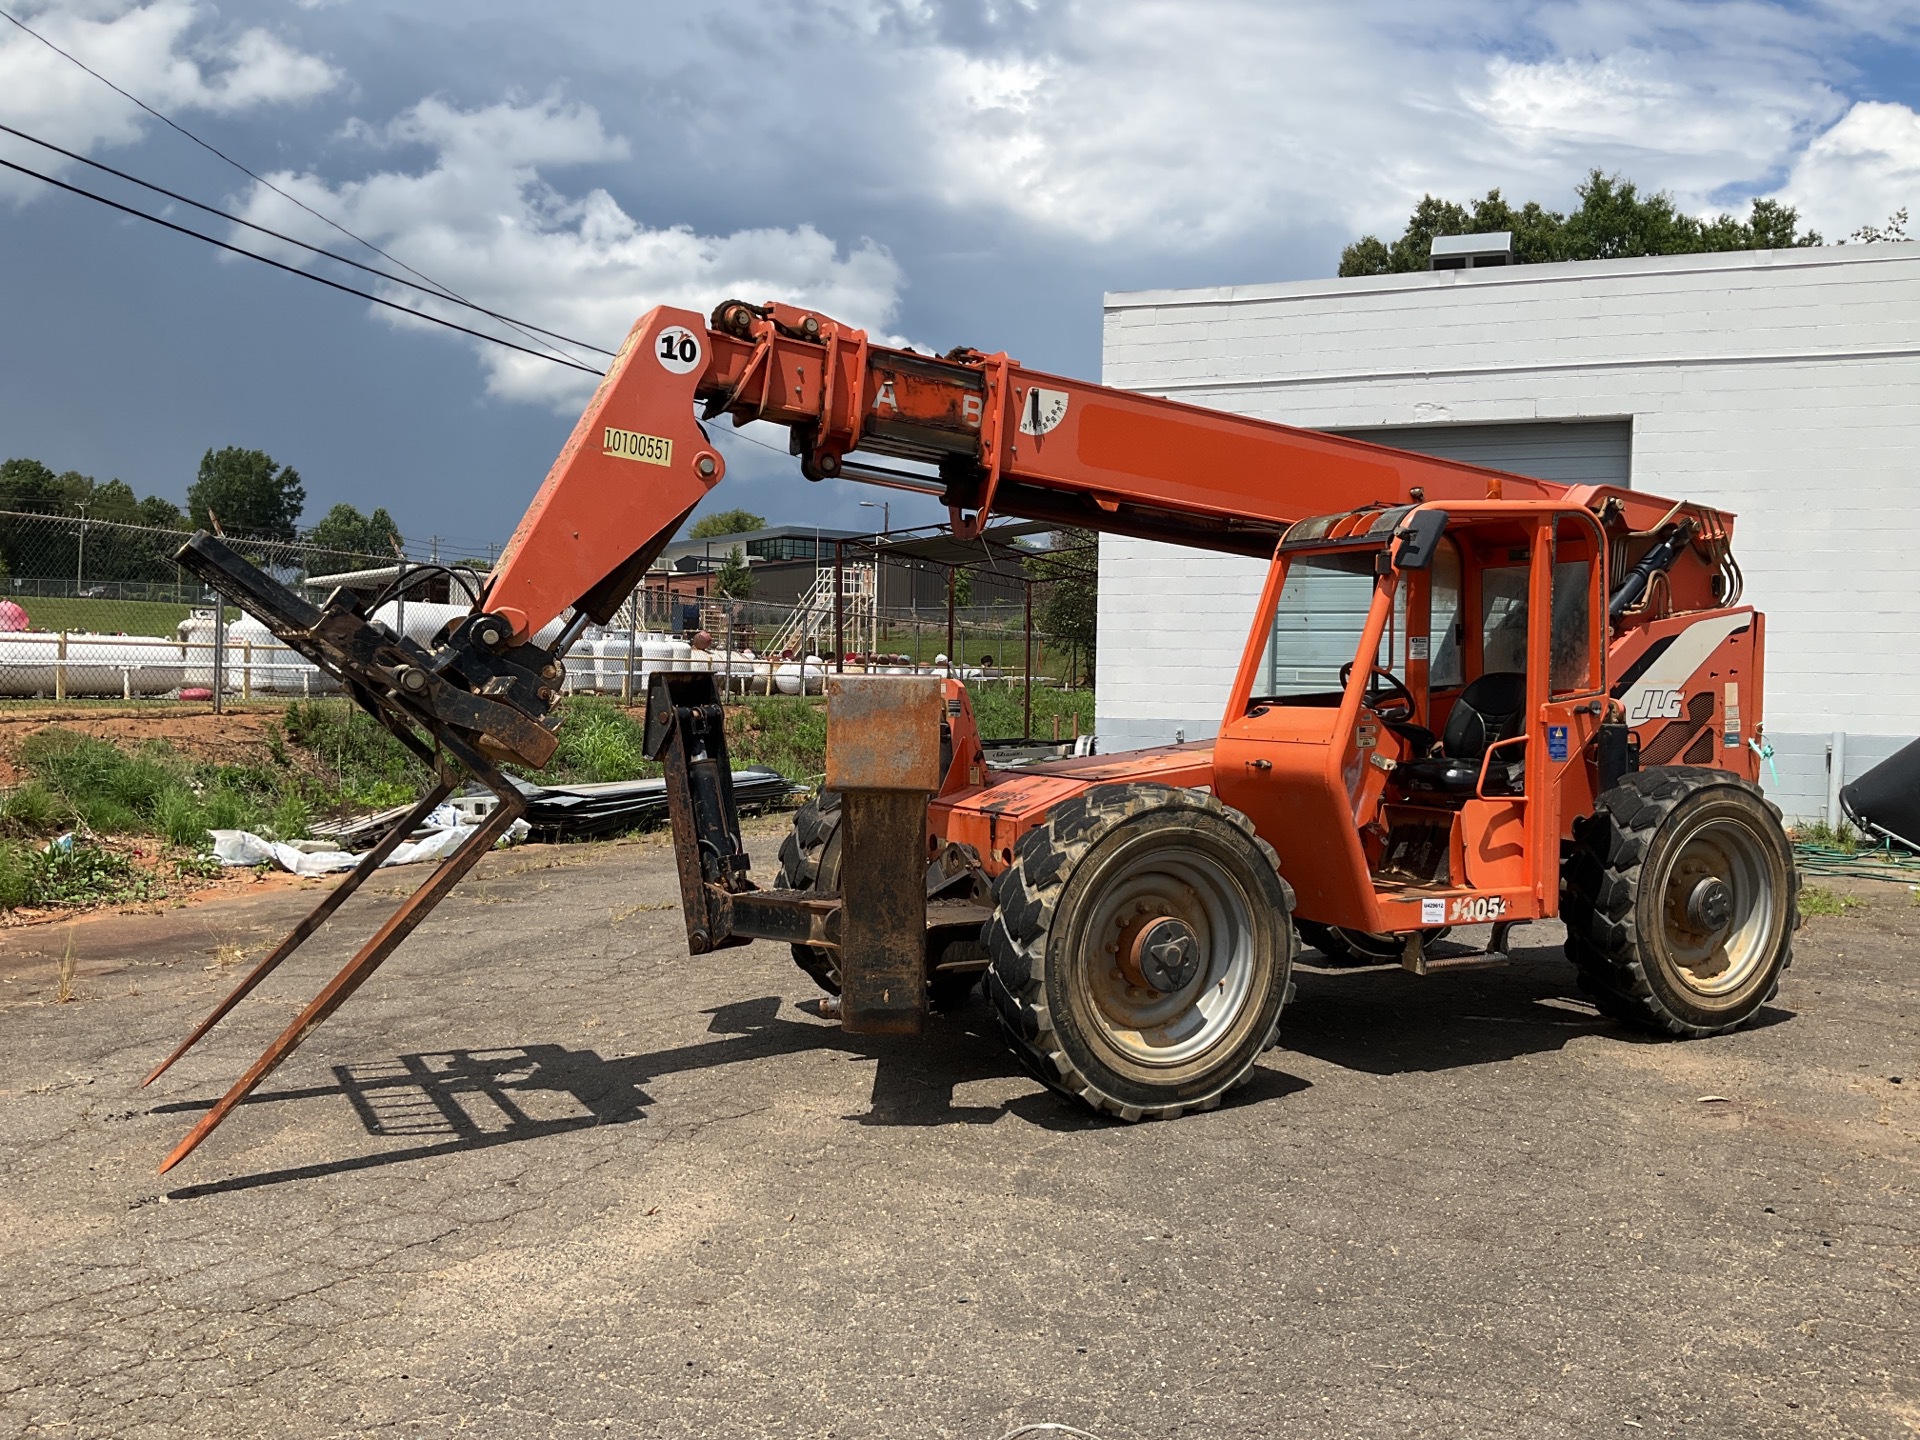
1339, 661, 1415, 724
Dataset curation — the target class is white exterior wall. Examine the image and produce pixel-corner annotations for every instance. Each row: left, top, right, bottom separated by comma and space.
1097, 244, 1920, 820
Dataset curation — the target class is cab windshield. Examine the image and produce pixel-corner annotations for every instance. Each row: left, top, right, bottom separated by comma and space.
1252, 540, 1464, 705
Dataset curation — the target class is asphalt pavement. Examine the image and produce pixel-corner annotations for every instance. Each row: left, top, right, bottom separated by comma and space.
1, 818, 1914, 1439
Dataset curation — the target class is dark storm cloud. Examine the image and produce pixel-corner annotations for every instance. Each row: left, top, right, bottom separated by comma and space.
2, 0, 1917, 547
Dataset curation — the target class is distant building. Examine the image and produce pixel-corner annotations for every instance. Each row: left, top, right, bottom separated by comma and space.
649, 525, 1028, 613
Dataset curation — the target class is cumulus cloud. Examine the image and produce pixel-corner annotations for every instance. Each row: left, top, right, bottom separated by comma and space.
232, 95, 907, 410
1771, 101, 1920, 239
0, 0, 340, 197
1464, 51, 1844, 196
697, 0, 1916, 245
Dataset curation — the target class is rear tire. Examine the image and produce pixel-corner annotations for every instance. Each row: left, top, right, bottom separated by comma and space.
775, 795, 983, 1010
1562, 767, 1799, 1036
775, 791, 843, 994
984, 784, 1295, 1121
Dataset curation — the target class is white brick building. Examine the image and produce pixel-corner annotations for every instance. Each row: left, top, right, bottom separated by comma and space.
1097, 244, 1920, 822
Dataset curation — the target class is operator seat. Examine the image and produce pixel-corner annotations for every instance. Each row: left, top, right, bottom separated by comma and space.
1397, 672, 1528, 796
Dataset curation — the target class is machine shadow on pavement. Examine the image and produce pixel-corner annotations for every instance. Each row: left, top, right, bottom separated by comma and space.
154, 938, 1795, 1198
1281, 936, 1795, 1076
152, 989, 1312, 1197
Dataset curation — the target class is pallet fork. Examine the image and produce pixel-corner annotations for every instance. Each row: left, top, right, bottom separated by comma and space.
149, 535, 966, 1171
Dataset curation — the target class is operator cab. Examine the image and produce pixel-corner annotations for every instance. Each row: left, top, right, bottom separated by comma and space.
1214, 499, 1609, 939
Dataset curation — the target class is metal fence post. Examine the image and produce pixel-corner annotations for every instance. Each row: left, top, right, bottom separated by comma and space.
1023, 579, 1034, 741
211, 598, 225, 715
833, 540, 845, 675
54, 630, 66, 703
945, 567, 955, 676
625, 591, 639, 705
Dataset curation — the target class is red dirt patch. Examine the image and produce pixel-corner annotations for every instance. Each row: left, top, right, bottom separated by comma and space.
0, 703, 287, 785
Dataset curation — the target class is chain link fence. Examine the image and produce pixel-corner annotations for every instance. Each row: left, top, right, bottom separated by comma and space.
0, 510, 480, 704
0, 511, 1093, 738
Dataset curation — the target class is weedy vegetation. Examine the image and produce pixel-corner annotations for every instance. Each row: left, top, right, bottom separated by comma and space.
1799, 886, 1862, 917
0, 683, 1095, 910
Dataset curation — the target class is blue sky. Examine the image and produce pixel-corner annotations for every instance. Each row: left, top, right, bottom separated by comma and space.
2, 0, 1917, 556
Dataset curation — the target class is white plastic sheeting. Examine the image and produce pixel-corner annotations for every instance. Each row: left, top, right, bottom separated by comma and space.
210, 804, 530, 877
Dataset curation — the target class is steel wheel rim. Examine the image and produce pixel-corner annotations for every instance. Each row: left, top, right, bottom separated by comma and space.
1076, 844, 1257, 1066
1653, 812, 1780, 997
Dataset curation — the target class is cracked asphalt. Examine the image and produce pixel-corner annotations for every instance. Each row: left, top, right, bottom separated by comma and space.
1, 816, 1915, 1439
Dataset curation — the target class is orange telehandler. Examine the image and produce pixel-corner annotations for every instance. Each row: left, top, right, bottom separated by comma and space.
151, 298, 1798, 1169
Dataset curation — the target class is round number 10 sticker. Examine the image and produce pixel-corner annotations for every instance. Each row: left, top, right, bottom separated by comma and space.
655, 325, 702, 375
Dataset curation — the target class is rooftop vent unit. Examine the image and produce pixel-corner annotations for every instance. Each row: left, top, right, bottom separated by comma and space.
1430, 231, 1513, 270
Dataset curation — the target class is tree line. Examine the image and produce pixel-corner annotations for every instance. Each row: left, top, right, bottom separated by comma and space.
1340, 171, 1827, 275
0, 447, 403, 585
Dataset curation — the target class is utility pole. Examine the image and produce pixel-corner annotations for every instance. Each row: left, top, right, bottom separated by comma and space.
74, 500, 88, 594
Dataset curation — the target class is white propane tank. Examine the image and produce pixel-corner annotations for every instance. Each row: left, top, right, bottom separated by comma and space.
180, 611, 219, 690
362, 601, 567, 651
637, 637, 678, 689
591, 635, 628, 694
223, 615, 344, 694
559, 625, 603, 693
367, 600, 472, 648
0, 632, 185, 697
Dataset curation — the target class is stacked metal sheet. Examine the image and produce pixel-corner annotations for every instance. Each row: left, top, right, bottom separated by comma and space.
498, 768, 799, 842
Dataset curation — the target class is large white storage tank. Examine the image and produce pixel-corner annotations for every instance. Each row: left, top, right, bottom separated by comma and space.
0, 633, 185, 697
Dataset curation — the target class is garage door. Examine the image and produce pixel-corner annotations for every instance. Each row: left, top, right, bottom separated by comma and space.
1325, 419, 1633, 487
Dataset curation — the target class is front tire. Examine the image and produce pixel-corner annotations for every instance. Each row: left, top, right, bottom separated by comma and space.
984, 784, 1295, 1121
1562, 768, 1799, 1036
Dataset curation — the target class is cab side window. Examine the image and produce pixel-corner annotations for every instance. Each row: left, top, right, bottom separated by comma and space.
1428, 538, 1464, 688
1480, 565, 1530, 674
1549, 560, 1593, 694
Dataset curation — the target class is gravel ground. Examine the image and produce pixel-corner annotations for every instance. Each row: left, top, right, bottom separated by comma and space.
0, 819, 1914, 1439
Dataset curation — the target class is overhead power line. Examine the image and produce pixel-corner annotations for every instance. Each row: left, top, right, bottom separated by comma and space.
0, 2, 602, 369
0, 153, 606, 375
0, 120, 616, 358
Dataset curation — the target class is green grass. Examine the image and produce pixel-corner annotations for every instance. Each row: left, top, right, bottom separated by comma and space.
0, 684, 1098, 909
9, 597, 191, 638
1799, 885, 1862, 917
726, 696, 829, 784
281, 698, 423, 808
0, 728, 295, 852
968, 682, 1094, 741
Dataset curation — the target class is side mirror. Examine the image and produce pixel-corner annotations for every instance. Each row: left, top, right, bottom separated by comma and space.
1392, 509, 1449, 570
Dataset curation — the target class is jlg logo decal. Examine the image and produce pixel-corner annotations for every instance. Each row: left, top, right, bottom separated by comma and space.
1626, 686, 1685, 723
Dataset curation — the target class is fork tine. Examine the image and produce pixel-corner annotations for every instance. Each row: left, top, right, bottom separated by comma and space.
143, 781, 456, 1088
157, 788, 525, 1175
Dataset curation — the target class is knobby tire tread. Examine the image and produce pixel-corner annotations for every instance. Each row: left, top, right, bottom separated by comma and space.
982, 783, 1292, 1122
1561, 767, 1800, 1038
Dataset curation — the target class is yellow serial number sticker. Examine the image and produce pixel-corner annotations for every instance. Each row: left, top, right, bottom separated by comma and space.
603, 427, 672, 466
